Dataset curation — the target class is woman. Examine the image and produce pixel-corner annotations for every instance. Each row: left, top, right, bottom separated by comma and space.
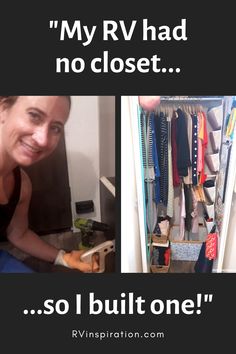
138, 96, 161, 111
0, 96, 98, 272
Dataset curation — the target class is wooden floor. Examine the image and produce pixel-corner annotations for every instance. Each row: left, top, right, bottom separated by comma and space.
169, 260, 196, 273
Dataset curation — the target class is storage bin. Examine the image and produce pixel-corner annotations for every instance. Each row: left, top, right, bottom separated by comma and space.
204, 220, 215, 233
149, 221, 170, 245
150, 264, 170, 273
209, 130, 221, 152
204, 186, 216, 203
204, 203, 215, 220
151, 234, 169, 244
207, 105, 223, 130
205, 153, 220, 172
150, 245, 170, 273
170, 241, 202, 261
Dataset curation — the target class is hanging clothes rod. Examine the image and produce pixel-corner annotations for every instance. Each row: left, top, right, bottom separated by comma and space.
160, 96, 223, 102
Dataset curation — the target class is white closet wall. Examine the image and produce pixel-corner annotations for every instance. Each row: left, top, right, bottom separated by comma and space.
65, 96, 101, 227
121, 96, 236, 273
221, 192, 236, 272
216, 125, 236, 272
121, 96, 149, 272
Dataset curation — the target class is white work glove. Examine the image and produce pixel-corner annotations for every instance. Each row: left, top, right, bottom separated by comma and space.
54, 250, 68, 267
54, 249, 99, 273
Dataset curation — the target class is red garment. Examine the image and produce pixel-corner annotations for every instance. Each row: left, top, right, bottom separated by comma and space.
164, 248, 171, 266
205, 233, 218, 260
199, 111, 208, 184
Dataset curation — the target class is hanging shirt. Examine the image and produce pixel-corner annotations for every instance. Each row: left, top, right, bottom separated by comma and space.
183, 111, 193, 185
191, 186, 199, 234
197, 112, 203, 175
179, 183, 186, 240
184, 184, 193, 233
176, 108, 191, 177
154, 112, 168, 206
167, 117, 174, 218
226, 107, 236, 140
199, 111, 208, 184
140, 111, 156, 184
140, 110, 153, 169
146, 182, 158, 234
171, 115, 180, 186
191, 113, 198, 185
150, 112, 160, 204
140, 110, 158, 234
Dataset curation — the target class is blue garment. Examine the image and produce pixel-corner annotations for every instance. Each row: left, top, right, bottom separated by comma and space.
0, 250, 34, 273
150, 113, 161, 203
154, 112, 168, 206
176, 109, 191, 177
194, 243, 213, 273
191, 114, 198, 185
140, 110, 161, 233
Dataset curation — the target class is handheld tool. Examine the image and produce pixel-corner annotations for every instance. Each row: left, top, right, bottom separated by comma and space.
74, 218, 110, 249
80, 239, 115, 273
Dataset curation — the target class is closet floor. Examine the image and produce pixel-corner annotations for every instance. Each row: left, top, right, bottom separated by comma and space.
169, 261, 196, 273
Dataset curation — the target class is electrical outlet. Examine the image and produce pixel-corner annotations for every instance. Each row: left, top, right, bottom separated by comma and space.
75, 200, 94, 214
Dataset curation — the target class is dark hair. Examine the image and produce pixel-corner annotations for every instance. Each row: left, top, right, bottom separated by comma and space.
0, 96, 71, 109
0, 96, 18, 108
64, 96, 71, 109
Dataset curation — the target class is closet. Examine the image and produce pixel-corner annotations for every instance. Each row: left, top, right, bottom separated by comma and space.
121, 96, 236, 273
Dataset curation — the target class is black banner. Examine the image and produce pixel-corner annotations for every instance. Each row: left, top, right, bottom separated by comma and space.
0, 1, 235, 351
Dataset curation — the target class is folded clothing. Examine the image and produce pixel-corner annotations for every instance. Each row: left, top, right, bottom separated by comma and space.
203, 180, 215, 188
158, 219, 170, 236
152, 246, 170, 266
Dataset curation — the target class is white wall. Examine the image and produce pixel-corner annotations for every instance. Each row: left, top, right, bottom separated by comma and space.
222, 192, 236, 271
64, 96, 101, 229
121, 96, 149, 272
99, 96, 115, 177
216, 115, 236, 272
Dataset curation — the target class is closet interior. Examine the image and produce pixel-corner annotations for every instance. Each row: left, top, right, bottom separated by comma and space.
139, 96, 234, 273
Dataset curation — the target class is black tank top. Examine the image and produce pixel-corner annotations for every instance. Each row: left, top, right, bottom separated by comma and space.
0, 167, 21, 239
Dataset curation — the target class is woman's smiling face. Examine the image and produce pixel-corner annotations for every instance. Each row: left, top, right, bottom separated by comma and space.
0, 96, 70, 166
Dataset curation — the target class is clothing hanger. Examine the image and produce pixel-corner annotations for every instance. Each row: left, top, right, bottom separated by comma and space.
187, 104, 191, 114
167, 104, 173, 118
196, 104, 200, 114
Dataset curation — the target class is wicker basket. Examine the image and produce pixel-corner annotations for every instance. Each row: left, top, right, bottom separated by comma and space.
148, 226, 170, 244
150, 245, 171, 273
151, 234, 169, 244
150, 263, 170, 273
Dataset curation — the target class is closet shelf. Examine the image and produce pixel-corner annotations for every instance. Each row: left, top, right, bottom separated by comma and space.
148, 241, 170, 247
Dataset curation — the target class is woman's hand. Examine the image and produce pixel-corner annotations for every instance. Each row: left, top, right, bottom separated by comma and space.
138, 96, 161, 112
63, 250, 99, 273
